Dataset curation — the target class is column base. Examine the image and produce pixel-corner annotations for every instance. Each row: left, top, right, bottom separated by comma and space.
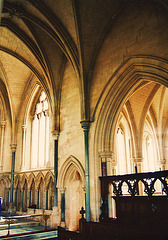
51, 206, 60, 228
60, 221, 66, 228
7, 203, 16, 216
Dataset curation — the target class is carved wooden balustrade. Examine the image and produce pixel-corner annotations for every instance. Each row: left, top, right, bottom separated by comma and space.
57, 171, 168, 240
99, 170, 168, 221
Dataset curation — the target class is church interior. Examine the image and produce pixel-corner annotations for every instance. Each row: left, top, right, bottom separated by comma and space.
0, 0, 168, 239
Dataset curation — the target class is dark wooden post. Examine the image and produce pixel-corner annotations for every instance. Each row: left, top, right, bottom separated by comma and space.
99, 179, 109, 222
79, 206, 86, 234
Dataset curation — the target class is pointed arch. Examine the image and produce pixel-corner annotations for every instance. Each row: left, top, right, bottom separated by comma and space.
35, 171, 44, 186
57, 155, 85, 189
22, 82, 52, 126
20, 174, 28, 189
44, 170, 54, 188
14, 174, 21, 188
0, 175, 10, 189
28, 172, 35, 189
94, 56, 168, 155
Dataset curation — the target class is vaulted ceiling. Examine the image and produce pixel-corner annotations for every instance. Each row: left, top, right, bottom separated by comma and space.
0, 0, 168, 129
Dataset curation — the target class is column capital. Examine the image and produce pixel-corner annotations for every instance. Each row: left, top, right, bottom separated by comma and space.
10, 144, 17, 152
159, 159, 166, 170
1, 120, 6, 128
98, 151, 113, 158
159, 159, 166, 165
59, 188, 66, 193
132, 157, 143, 164
80, 120, 90, 131
82, 186, 86, 193
52, 130, 59, 140
22, 124, 27, 130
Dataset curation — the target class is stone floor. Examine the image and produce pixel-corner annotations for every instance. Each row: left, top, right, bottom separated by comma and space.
0, 217, 57, 239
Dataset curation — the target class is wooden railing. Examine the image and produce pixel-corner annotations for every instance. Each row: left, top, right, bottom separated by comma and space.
99, 170, 168, 220
58, 226, 82, 240
58, 171, 168, 240
100, 170, 168, 197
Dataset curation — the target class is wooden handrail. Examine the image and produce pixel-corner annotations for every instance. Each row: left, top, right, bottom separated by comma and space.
99, 170, 168, 198
99, 170, 168, 221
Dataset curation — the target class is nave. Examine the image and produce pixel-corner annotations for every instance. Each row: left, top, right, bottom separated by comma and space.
0, 0, 168, 237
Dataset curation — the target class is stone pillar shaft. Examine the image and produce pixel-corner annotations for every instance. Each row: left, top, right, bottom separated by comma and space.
21, 125, 27, 170
46, 189, 48, 210
29, 190, 31, 207
0, 121, 6, 170
99, 151, 115, 176
133, 157, 143, 195
60, 189, 65, 222
52, 130, 59, 207
81, 121, 91, 222
10, 144, 17, 203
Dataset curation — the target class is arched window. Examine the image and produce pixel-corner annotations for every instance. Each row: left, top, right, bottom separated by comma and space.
143, 131, 158, 172
116, 127, 131, 175
31, 91, 49, 169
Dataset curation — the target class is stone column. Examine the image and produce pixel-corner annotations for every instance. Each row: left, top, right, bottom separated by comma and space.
28, 188, 31, 208
44, 111, 49, 167
133, 157, 143, 173
45, 187, 48, 210
51, 130, 60, 228
111, 152, 117, 175
10, 144, 17, 204
21, 125, 27, 170
52, 130, 59, 207
80, 120, 91, 222
99, 151, 117, 218
0, 121, 6, 170
6, 189, 9, 209
36, 187, 39, 209
21, 188, 24, 210
60, 188, 66, 227
99, 151, 115, 176
14, 188, 17, 208
159, 159, 166, 171
133, 157, 143, 195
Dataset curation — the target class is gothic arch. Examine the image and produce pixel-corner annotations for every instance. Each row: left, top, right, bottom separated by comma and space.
20, 174, 28, 189
14, 174, 20, 189
0, 175, 10, 189
94, 56, 168, 156
21, 83, 52, 127
35, 171, 44, 187
44, 171, 54, 188
0, 91, 7, 121
28, 172, 35, 189
57, 155, 85, 190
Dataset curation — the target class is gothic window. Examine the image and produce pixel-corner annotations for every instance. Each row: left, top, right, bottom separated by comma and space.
116, 127, 131, 175
143, 132, 157, 172
31, 91, 49, 169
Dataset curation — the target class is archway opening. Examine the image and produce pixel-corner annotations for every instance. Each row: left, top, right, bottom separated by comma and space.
114, 82, 168, 176
64, 168, 84, 231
